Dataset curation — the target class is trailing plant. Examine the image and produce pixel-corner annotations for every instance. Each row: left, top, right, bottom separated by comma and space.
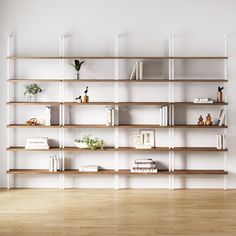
74, 135, 104, 150
71, 60, 85, 72
24, 83, 43, 96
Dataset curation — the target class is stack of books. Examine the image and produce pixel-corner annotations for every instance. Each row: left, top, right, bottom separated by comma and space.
216, 133, 225, 150
193, 98, 213, 103
25, 137, 49, 149
130, 61, 143, 80
131, 159, 158, 173
160, 106, 169, 126
78, 165, 99, 172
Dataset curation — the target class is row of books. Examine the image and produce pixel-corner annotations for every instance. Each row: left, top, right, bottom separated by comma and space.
131, 158, 158, 173
160, 106, 169, 126
25, 137, 49, 149
193, 98, 213, 104
130, 61, 143, 80
216, 134, 225, 150
106, 107, 115, 126
49, 155, 60, 172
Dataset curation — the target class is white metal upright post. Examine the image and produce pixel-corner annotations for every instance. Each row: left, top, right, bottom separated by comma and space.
6, 35, 12, 189
59, 35, 65, 189
223, 36, 228, 190
114, 36, 119, 189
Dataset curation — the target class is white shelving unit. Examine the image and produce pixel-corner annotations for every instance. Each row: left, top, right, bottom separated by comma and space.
6, 35, 228, 190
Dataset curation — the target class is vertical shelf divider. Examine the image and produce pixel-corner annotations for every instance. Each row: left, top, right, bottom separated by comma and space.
223, 36, 228, 190
6, 35, 12, 189
114, 35, 119, 189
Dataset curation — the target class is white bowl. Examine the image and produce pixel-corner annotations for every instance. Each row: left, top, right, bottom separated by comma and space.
74, 142, 88, 149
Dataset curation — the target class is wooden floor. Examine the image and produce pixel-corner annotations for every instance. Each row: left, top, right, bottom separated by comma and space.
0, 189, 236, 236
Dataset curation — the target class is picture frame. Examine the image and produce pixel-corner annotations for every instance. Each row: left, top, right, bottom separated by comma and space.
140, 130, 155, 147
132, 134, 143, 147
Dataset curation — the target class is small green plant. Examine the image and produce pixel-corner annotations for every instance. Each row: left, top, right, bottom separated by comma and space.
71, 60, 85, 72
75, 135, 104, 150
24, 83, 42, 96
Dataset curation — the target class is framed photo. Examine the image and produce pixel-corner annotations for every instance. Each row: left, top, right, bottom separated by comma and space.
133, 134, 143, 147
140, 130, 155, 147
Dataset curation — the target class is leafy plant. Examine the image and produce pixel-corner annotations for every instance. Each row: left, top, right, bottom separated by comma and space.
75, 135, 104, 150
24, 83, 42, 96
71, 60, 85, 72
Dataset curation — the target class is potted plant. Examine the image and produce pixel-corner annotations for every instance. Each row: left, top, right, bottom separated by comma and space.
24, 83, 43, 102
74, 135, 104, 150
71, 60, 85, 80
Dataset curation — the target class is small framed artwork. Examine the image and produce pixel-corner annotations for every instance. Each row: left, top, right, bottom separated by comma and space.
133, 134, 143, 147
140, 130, 155, 147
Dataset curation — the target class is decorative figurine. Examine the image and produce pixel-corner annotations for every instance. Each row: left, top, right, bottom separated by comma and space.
75, 96, 82, 103
205, 113, 213, 126
83, 86, 89, 103
26, 118, 39, 126
217, 86, 224, 103
198, 115, 204, 126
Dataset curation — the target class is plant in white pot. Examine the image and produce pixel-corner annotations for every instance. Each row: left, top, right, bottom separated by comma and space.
24, 83, 43, 102
71, 60, 85, 80
74, 135, 104, 150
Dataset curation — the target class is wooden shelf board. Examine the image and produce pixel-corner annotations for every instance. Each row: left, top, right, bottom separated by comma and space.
7, 169, 226, 175
64, 102, 170, 106
173, 57, 228, 59
173, 147, 228, 152
7, 79, 61, 82
174, 102, 228, 105
7, 102, 60, 106
7, 56, 228, 60
173, 125, 228, 128
7, 79, 228, 83
63, 147, 170, 152
7, 169, 60, 175
62, 169, 170, 175
7, 124, 60, 128
62, 124, 169, 128
7, 147, 61, 151
173, 169, 228, 175
174, 79, 228, 83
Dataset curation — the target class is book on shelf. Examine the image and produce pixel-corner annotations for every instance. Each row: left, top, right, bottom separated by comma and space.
131, 159, 158, 173
129, 61, 144, 80
25, 137, 49, 149
105, 107, 115, 126
45, 106, 51, 126
216, 133, 225, 149
49, 155, 60, 172
78, 165, 99, 172
160, 105, 169, 126
193, 98, 213, 103
217, 109, 226, 126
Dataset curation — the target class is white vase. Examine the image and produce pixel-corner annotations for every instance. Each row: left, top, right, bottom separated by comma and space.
74, 142, 88, 149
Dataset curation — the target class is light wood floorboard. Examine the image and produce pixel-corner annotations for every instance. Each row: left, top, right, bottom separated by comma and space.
0, 189, 236, 236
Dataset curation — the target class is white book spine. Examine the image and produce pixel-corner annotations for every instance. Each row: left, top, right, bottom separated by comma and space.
106, 108, 112, 126
45, 106, 51, 126
130, 64, 136, 80
53, 156, 58, 172
49, 157, 54, 172
218, 109, 226, 126
135, 61, 139, 80
111, 109, 115, 126
160, 107, 163, 126
216, 134, 221, 149
222, 134, 225, 149
139, 61, 143, 80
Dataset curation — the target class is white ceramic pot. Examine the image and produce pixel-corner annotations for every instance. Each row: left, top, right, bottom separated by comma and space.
74, 142, 88, 149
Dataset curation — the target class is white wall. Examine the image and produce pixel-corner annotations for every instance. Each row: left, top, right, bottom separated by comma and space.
0, 0, 236, 188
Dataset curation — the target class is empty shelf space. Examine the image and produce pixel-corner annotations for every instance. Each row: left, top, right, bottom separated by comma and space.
64, 102, 170, 106
173, 125, 228, 128
173, 147, 228, 152
7, 124, 60, 128
173, 170, 228, 175
7, 102, 60, 106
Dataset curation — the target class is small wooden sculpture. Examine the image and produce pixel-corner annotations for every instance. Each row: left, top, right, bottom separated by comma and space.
198, 115, 204, 126
83, 86, 89, 103
217, 86, 224, 103
26, 118, 38, 126
205, 113, 213, 126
